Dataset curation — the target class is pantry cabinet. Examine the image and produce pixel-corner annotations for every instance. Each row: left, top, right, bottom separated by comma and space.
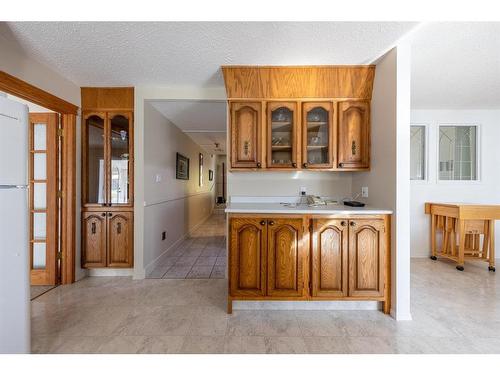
337, 101, 370, 169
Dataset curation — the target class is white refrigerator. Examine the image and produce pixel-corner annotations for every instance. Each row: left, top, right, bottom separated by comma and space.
0, 95, 30, 353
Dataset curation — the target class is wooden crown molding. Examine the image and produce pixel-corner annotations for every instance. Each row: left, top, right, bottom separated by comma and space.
221, 65, 375, 100
0, 71, 79, 115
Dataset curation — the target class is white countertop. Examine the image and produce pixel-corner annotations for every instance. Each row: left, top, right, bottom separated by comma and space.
225, 202, 392, 215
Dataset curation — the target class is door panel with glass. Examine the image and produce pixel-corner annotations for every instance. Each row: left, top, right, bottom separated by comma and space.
302, 102, 335, 169
29, 113, 58, 285
267, 102, 298, 169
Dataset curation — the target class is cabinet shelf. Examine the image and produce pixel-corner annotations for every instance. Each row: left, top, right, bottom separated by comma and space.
272, 145, 292, 150
307, 145, 328, 149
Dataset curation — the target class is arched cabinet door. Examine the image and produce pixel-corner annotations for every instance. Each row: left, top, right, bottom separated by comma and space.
311, 219, 348, 297
338, 101, 370, 169
348, 219, 386, 297
302, 102, 335, 169
267, 218, 306, 297
82, 212, 107, 268
107, 211, 133, 267
230, 102, 262, 169
229, 218, 267, 297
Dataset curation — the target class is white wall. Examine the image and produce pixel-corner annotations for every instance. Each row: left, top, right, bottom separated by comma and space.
142, 102, 216, 274
352, 45, 412, 320
0, 36, 85, 281
410, 109, 500, 258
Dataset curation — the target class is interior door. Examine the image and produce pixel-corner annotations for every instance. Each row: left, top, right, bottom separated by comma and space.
311, 219, 348, 297
28, 113, 59, 285
267, 218, 305, 297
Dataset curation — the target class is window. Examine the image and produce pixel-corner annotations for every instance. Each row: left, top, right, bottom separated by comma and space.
439, 125, 477, 180
410, 125, 426, 180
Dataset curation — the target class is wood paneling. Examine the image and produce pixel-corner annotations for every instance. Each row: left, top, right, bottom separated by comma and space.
348, 219, 386, 298
107, 211, 133, 267
230, 102, 262, 169
0, 71, 78, 114
82, 212, 107, 268
81, 87, 134, 111
338, 101, 370, 169
311, 219, 348, 297
267, 218, 305, 297
230, 218, 267, 297
222, 66, 375, 100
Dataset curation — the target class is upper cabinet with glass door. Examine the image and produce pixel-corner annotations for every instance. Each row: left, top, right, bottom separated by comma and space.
267, 102, 298, 169
83, 111, 133, 207
302, 102, 335, 169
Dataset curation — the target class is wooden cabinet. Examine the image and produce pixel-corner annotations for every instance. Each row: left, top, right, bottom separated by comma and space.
229, 217, 267, 297
348, 219, 386, 297
229, 216, 307, 298
267, 102, 298, 169
230, 102, 262, 169
107, 211, 133, 267
302, 102, 335, 169
338, 101, 370, 169
267, 218, 306, 297
81, 87, 134, 269
311, 219, 348, 297
228, 214, 390, 314
82, 211, 133, 268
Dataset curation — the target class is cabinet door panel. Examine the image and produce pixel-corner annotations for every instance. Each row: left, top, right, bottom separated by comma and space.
348, 219, 385, 297
83, 112, 107, 206
231, 102, 261, 168
230, 218, 267, 297
302, 102, 335, 169
82, 212, 107, 268
267, 218, 305, 297
312, 219, 348, 297
267, 102, 298, 169
338, 101, 369, 169
107, 211, 133, 267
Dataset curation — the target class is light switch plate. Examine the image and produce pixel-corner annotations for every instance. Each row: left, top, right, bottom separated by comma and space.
155, 174, 162, 183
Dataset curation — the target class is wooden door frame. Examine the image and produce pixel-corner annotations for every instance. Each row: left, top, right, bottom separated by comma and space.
0, 71, 78, 284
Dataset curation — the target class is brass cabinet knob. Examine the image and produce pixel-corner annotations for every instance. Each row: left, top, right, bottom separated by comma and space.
260, 220, 266, 226
256, 162, 262, 168
292, 162, 297, 168
340, 221, 346, 226
101, 213, 106, 217
350, 221, 355, 227
303, 163, 308, 168
339, 163, 344, 168
108, 213, 113, 217
268, 220, 275, 226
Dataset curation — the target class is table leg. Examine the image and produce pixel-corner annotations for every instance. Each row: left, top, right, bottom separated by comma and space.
457, 219, 466, 271
430, 214, 437, 260
482, 221, 489, 260
489, 220, 496, 272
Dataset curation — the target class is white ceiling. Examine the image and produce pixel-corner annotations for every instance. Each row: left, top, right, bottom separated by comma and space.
150, 100, 227, 155
411, 22, 500, 109
1, 22, 417, 87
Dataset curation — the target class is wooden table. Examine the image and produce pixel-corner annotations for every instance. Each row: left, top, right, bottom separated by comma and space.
425, 202, 497, 272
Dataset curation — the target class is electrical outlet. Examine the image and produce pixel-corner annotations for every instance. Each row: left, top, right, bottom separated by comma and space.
361, 187, 369, 198
300, 187, 307, 196
155, 174, 162, 183
161, 231, 166, 241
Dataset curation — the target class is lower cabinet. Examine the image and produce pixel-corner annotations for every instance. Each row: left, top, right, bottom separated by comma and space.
229, 217, 307, 298
82, 210, 134, 268
229, 215, 389, 309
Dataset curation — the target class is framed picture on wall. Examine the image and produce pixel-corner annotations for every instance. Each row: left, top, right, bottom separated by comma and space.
209, 169, 213, 181
176, 153, 189, 180
199, 153, 204, 186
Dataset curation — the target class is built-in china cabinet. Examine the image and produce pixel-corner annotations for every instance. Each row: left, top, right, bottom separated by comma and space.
81, 87, 134, 268
222, 66, 375, 172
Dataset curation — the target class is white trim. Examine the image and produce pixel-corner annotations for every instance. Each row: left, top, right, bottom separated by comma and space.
436, 123, 481, 184
410, 123, 430, 184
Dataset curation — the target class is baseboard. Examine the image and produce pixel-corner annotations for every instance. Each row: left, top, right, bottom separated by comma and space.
88, 268, 134, 277
143, 208, 215, 277
233, 301, 381, 311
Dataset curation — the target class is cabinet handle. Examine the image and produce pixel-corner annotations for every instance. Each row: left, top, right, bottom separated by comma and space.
244, 141, 249, 156
260, 220, 266, 226
117, 222, 122, 234
339, 162, 344, 168
256, 162, 262, 168
91, 222, 96, 234
302, 163, 308, 168
101, 213, 106, 217
292, 162, 297, 168
351, 141, 357, 155
350, 221, 356, 227
268, 220, 275, 226
340, 221, 347, 226
108, 213, 113, 217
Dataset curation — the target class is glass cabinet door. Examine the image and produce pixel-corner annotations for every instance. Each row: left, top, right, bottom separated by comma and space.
108, 113, 132, 205
84, 113, 106, 205
302, 102, 333, 169
267, 102, 297, 168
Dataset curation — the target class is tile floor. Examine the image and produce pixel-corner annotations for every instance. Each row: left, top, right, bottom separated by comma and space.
31, 213, 500, 354
147, 213, 226, 279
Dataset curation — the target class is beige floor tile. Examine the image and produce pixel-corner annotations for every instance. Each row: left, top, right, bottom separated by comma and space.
181, 336, 226, 353
187, 266, 214, 279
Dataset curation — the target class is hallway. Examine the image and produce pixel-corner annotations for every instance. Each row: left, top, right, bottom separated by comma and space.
147, 212, 226, 279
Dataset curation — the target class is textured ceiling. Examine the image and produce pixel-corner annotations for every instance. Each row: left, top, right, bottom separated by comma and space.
1, 22, 417, 87
411, 22, 500, 109
150, 100, 226, 155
